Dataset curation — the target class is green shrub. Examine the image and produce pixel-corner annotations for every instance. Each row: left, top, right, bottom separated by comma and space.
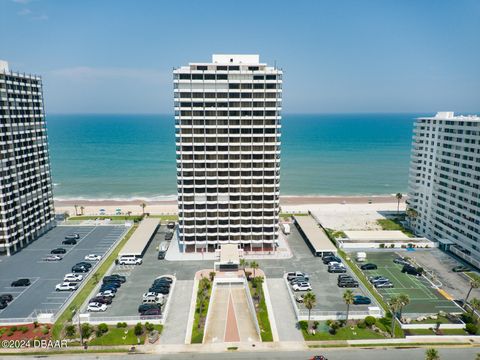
33, 321, 39, 328
7, 330, 14, 337
41, 326, 49, 335
145, 322, 155, 332
116, 322, 127, 328
81, 323, 93, 339
357, 321, 367, 329
10, 326, 17, 332
465, 323, 478, 335
97, 323, 109, 335
365, 316, 376, 327
313, 321, 319, 330
299, 321, 308, 331
461, 313, 475, 324
65, 325, 76, 337
20, 326, 29, 333
134, 322, 143, 336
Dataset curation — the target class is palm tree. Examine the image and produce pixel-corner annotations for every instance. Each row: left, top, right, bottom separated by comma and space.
397, 293, 410, 319
74, 204, 79, 216
396, 193, 403, 215
303, 291, 316, 325
239, 258, 249, 277
250, 261, 259, 278
406, 207, 418, 228
425, 348, 439, 360
388, 295, 402, 337
140, 202, 146, 216
470, 297, 480, 321
343, 289, 354, 323
465, 279, 480, 306
80, 206, 85, 216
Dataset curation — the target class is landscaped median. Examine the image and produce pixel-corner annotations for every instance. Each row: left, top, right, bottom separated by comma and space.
52, 224, 138, 340
247, 276, 273, 342
191, 276, 213, 343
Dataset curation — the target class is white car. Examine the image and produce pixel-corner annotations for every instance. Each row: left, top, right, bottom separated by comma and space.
97, 290, 115, 298
55, 282, 78, 291
328, 261, 344, 267
44, 255, 62, 262
85, 254, 102, 261
118, 257, 142, 265
142, 292, 164, 301
64, 273, 83, 282
87, 302, 107, 312
292, 283, 312, 292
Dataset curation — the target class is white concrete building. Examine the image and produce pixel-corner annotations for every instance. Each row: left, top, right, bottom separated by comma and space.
173, 54, 282, 253
0, 60, 55, 256
407, 112, 480, 266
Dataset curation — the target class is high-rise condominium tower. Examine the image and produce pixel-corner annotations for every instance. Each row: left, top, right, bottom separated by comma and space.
408, 112, 480, 266
174, 54, 282, 253
0, 60, 55, 256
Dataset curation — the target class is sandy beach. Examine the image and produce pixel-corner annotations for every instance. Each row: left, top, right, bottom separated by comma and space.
55, 195, 405, 231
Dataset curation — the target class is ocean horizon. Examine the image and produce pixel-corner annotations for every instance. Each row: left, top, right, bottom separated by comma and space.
47, 113, 422, 201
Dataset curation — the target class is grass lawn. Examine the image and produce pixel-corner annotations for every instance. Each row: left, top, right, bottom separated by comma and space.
191, 280, 213, 344
377, 219, 414, 237
301, 321, 386, 341
405, 328, 467, 336
88, 325, 163, 346
280, 212, 308, 219
409, 315, 458, 325
465, 272, 480, 282
248, 280, 273, 342
68, 215, 143, 221
148, 214, 179, 221
51, 225, 138, 339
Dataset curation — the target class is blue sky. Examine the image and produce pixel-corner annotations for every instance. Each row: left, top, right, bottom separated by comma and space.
1, 0, 479, 114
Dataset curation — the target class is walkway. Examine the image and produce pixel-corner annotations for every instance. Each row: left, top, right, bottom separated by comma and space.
161, 280, 194, 344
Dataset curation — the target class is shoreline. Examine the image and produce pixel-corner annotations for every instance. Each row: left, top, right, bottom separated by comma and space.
54, 194, 405, 207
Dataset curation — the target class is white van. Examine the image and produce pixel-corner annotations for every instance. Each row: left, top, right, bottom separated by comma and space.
282, 223, 291, 235
142, 296, 165, 306
118, 255, 142, 265
356, 252, 367, 262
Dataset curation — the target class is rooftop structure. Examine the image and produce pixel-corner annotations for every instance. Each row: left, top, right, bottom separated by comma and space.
118, 218, 159, 257
294, 215, 337, 256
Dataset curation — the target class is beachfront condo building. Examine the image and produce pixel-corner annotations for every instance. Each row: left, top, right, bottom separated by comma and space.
173, 54, 282, 253
408, 111, 480, 266
0, 60, 55, 256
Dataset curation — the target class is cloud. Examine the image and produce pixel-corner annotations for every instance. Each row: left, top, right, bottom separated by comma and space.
49, 66, 167, 83
17, 8, 32, 15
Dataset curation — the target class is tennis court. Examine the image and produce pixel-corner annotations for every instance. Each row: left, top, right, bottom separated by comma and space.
359, 252, 461, 315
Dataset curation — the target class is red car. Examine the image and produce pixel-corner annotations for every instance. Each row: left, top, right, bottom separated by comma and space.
310, 356, 328, 360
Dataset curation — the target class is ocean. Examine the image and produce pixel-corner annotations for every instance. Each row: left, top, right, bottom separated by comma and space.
46, 113, 418, 200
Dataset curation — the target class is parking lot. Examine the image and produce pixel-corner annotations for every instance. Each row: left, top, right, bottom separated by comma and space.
356, 252, 461, 314
0, 225, 127, 319
259, 226, 376, 313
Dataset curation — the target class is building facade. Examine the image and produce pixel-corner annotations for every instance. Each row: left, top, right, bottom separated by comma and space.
174, 54, 282, 252
0, 60, 55, 256
408, 112, 480, 265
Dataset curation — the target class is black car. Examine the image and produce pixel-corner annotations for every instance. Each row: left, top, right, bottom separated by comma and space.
51, 248, 67, 254
100, 283, 120, 290
0, 294, 13, 302
164, 232, 173, 241
452, 266, 470, 273
11, 278, 31, 287
156, 276, 173, 284
323, 252, 335, 258
152, 281, 171, 289
89, 296, 112, 305
167, 222, 176, 229
62, 238, 77, 245
149, 287, 169, 295
138, 303, 161, 313
104, 274, 126, 283
360, 263, 378, 270
0, 301, 7, 310
402, 265, 421, 276
76, 262, 92, 269
328, 266, 346, 273
338, 280, 359, 288
103, 280, 122, 288
323, 256, 341, 265
158, 251, 166, 260
141, 308, 161, 316
72, 265, 89, 273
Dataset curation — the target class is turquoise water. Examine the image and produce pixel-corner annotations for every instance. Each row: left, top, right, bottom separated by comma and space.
46, 113, 418, 200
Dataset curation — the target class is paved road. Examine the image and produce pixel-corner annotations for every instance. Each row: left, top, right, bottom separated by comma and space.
0, 225, 126, 319
161, 280, 194, 344
2, 347, 479, 360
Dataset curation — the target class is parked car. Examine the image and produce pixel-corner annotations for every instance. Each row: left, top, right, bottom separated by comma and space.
375, 281, 394, 288
402, 265, 421, 276
85, 254, 101, 261
0, 301, 7, 310
323, 256, 341, 264
327, 261, 344, 267
143, 292, 164, 301
64, 273, 83, 282
62, 238, 77, 245
290, 277, 309, 285
87, 302, 107, 312
371, 277, 390, 285
164, 232, 173, 241
155, 276, 173, 283
149, 286, 170, 295
89, 296, 112, 305
138, 303, 161, 313
295, 294, 304, 303
328, 266, 347, 273
141, 308, 161, 317
310, 355, 328, 360
167, 221, 176, 229
11, 278, 31, 287
100, 284, 119, 292
106, 274, 127, 283
0, 294, 13, 303
158, 251, 166, 260
393, 257, 410, 266
118, 257, 142, 265
322, 252, 335, 258
369, 276, 388, 283
44, 255, 62, 262
55, 282, 78, 291
338, 280, 359, 288
71, 265, 89, 273
65, 233, 80, 240
360, 263, 378, 270
142, 296, 165, 305
353, 295, 372, 305
50, 248, 67, 254
338, 274, 353, 281
97, 290, 115, 298
286, 271, 310, 281
76, 262, 93, 269
292, 283, 312, 292
452, 265, 470, 272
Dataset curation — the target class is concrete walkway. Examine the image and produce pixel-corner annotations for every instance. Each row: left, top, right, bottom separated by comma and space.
266, 278, 303, 341
161, 280, 194, 344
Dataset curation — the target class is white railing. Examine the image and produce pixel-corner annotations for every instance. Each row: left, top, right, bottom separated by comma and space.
400, 322, 465, 330
83, 315, 163, 325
